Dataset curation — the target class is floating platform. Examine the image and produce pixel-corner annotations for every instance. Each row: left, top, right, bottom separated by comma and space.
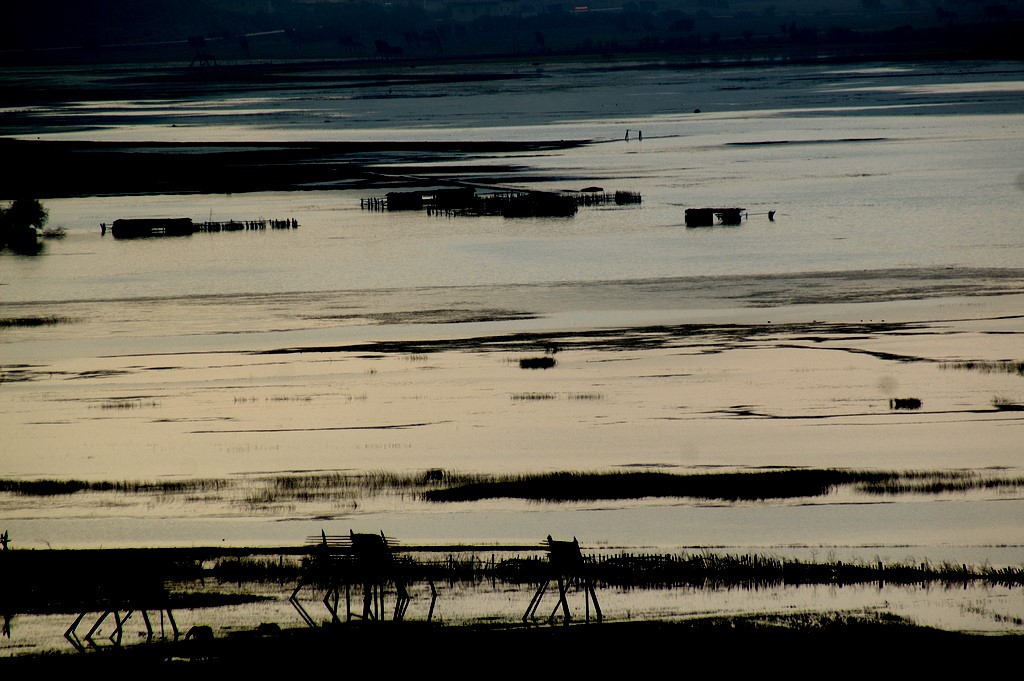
684, 207, 746, 227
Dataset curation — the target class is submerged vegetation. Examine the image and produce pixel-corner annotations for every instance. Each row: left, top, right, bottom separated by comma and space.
3, 468, 1022, 508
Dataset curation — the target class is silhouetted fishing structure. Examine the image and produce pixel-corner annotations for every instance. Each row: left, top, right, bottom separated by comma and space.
196, 218, 298, 233
4, 529, 1021, 656
361, 187, 641, 218
290, 531, 435, 627
0, 547, 186, 652
108, 217, 298, 239
523, 535, 602, 625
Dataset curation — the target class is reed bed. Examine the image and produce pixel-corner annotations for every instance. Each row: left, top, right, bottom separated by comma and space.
0, 478, 229, 497
510, 392, 603, 401
96, 399, 159, 410
418, 469, 1018, 503
856, 470, 1024, 495
939, 359, 1024, 376
5, 547, 1021, 619
4, 469, 1021, 504
243, 469, 474, 507
0, 315, 72, 328
293, 550, 1024, 589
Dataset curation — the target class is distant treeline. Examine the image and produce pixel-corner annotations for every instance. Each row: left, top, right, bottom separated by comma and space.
3, 0, 1023, 65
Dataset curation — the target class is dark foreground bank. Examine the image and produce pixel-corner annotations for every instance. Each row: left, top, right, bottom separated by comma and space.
2, 615, 1018, 674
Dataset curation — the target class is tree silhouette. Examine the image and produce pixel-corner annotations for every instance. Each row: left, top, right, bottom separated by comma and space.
1, 197, 47, 252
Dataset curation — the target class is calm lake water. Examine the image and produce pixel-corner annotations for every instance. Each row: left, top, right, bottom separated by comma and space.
2, 57, 1024, 645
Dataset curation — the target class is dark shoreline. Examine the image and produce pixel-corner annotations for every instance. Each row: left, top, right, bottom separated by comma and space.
3, 616, 1020, 673
0, 138, 588, 200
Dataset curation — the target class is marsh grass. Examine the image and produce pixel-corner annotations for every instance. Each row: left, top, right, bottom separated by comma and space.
4, 469, 1021, 505
0, 315, 72, 328
0, 478, 228, 497
96, 399, 159, 409
939, 360, 1024, 376
992, 396, 1024, 411
494, 552, 1024, 588
856, 470, 1024, 495
510, 391, 604, 402
243, 469, 477, 507
292, 549, 1024, 591
211, 555, 304, 583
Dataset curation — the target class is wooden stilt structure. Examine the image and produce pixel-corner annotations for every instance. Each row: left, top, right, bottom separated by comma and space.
65, 606, 178, 653
523, 535, 602, 625
290, 530, 435, 627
